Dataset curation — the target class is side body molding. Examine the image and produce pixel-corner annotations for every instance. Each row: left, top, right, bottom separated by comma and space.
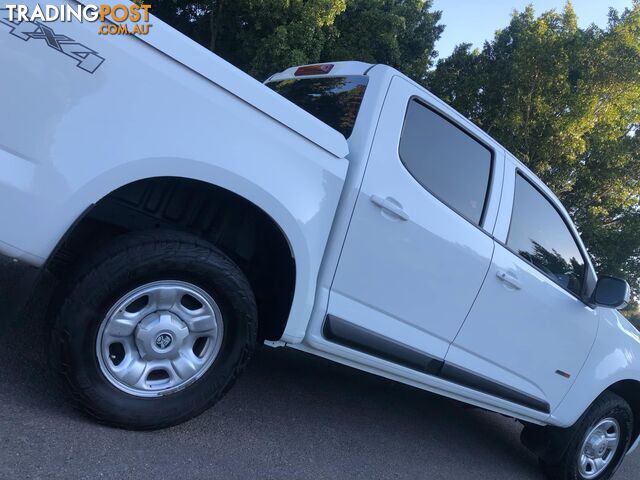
323, 315, 551, 414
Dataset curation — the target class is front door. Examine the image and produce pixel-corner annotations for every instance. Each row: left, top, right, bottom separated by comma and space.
446, 168, 599, 413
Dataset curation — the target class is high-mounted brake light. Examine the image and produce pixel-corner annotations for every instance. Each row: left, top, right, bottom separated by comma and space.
294, 64, 334, 76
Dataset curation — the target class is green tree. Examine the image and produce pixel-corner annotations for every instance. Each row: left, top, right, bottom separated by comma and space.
629, 308, 640, 329
321, 0, 443, 84
150, 0, 442, 81
150, 0, 346, 79
428, 2, 640, 306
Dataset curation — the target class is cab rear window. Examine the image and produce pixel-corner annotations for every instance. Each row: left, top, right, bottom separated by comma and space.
267, 75, 368, 138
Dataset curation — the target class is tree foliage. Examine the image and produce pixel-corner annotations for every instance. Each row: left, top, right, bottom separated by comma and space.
322, 0, 443, 83
428, 2, 640, 312
149, 0, 346, 79
149, 0, 442, 80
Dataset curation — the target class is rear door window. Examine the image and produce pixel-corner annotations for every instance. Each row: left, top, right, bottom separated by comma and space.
399, 99, 493, 225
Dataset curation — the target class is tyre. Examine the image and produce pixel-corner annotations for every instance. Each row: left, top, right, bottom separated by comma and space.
540, 391, 633, 480
50, 230, 258, 429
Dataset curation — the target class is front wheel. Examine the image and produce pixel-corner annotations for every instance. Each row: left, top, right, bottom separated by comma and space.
540, 391, 633, 480
50, 230, 258, 429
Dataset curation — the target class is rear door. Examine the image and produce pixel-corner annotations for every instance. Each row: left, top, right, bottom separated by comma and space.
325, 76, 503, 369
445, 162, 598, 413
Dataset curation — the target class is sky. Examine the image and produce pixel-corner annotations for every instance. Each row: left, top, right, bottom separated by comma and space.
431, 0, 634, 60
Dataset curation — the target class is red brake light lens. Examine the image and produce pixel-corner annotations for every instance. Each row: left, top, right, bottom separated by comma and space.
294, 64, 334, 76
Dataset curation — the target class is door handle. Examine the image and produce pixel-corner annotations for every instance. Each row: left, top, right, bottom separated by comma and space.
496, 270, 522, 290
370, 195, 410, 221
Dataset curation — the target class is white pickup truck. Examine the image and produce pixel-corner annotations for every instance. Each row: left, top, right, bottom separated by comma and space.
1, 2, 639, 479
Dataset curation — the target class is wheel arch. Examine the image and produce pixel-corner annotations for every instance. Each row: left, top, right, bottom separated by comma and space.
605, 379, 640, 450
46, 175, 304, 342
522, 381, 640, 464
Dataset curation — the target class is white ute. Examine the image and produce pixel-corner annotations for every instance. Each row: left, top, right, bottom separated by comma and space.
1, 2, 639, 479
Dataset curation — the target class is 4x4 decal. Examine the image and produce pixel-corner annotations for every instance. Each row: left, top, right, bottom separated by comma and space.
0, 9, 105, 73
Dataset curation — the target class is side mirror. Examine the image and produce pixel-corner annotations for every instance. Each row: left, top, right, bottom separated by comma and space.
592, 276, 631, 310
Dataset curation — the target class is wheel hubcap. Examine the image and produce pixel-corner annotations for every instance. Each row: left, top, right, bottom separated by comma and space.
96, 280, 224, 397
578, 418, 620, 479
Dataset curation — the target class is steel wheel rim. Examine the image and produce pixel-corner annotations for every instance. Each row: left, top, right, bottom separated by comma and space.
96, 280, 224, 397
578, 417, 620, 479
